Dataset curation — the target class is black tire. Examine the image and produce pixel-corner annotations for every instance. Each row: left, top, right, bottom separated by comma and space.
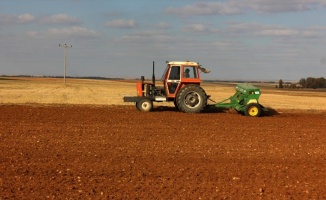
176, 85, 207, 113
244, 103, 261, 117
174, 100, 180, 111
137, 99, 153, 112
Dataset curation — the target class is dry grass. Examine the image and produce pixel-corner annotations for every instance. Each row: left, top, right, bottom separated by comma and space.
0, 77, 134, 105
1, 77, 326, 110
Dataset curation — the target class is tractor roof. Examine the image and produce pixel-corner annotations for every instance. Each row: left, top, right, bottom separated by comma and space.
166, 61, 199, 66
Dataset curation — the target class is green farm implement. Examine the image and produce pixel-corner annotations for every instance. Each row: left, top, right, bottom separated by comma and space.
214, 83, 266, 117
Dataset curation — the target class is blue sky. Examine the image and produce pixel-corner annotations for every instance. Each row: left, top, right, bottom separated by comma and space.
1, 0, 326, 81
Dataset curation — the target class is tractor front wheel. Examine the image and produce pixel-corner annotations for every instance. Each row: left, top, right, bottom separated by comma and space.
176, 85, 207, 113
136, 99, 153, 112
245, 103, 261, 117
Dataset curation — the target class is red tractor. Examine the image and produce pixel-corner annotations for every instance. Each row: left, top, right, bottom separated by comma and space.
123, 61, 210, 113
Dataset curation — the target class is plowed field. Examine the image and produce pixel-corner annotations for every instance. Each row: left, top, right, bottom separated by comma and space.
0, 105, 325, 199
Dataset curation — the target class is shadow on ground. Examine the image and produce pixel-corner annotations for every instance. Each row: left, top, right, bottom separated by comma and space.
154, 105, 279, 116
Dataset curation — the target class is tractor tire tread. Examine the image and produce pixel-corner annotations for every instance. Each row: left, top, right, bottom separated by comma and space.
176, 84, 207, 113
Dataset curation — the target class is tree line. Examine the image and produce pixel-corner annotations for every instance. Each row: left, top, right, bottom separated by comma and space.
278, 77, 326, 89
299, 77, 326, 89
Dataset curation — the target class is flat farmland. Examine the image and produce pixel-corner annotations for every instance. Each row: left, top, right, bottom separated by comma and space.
1, 77, 326, 111
0, 77, 326, 199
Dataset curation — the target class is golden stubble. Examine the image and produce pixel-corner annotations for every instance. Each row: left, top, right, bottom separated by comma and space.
1, 77, 326, 111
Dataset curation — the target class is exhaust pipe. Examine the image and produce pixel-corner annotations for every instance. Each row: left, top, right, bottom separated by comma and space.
152, 61, 155, 87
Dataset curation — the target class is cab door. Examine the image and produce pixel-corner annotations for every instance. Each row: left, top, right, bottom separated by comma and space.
165, 65, 180, 97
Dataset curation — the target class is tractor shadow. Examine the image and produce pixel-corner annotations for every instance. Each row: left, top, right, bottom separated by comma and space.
155, 106, 179, 112
154, 105, 279, 116
262, 107, 280, 116
203, 106, 280, 116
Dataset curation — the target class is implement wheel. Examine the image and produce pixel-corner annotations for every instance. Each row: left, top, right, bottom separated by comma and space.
136, 99, 153, 112
245, 103, 261, 117
176, 85, 207, 113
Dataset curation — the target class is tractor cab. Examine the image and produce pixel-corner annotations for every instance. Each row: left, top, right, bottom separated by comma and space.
162, 61, 202, 99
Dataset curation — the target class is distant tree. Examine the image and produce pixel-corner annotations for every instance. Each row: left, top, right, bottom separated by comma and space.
290, 83, 297, 89
305, 77, 311, 88
306, 77, 318, 89
299, 78, 306, 88
279, 79, 284, 89
317, 77, 326, 88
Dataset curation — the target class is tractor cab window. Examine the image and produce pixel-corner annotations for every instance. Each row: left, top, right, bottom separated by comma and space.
183, 66, 197, 78
167, 66, 180, 94
168, 66, 180, 80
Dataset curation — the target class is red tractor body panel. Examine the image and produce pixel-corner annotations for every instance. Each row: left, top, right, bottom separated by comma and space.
136, 82, 143, 96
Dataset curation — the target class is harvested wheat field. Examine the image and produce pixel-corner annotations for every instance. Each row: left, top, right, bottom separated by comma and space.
0, 77, 326, 199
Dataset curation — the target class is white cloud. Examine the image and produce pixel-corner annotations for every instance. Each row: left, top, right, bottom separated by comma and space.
165, 2, 242, 16
259, 29, 300, 36
105, 19, 137, 28
155, 22, 172, 30
258, 28, 322, 38
0, 13, 81, 26
226, 22, 324, 38
183, 23, 211, 32
26, 26, 101, 39
39, 14, 81, 25
0, 13, 36, 25
47, 26, 100, 37
18, 13, 36, 23
27, 31, 38, 37
243, 0, 326, 13
165, 0, 326, 16
114, 30, 170, 43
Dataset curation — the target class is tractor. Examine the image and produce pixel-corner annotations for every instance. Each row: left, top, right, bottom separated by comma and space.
123, 61, 210, 113
123, 61, 265, 117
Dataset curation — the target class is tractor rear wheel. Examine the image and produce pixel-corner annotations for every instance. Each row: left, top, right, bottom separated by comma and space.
136, 99, 153, 112
245, 103, 261, 117
176, 85, 207, 113
174, 100, 180, 111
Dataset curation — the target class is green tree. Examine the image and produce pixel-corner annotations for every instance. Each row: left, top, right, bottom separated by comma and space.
299, 78, 306, 88
279, 79, 284, 89
317, 77, 326, 88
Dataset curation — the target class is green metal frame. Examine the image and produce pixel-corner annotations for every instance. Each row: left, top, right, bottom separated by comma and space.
215, 83, 261, 112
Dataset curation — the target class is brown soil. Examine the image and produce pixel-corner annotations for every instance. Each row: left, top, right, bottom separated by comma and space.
0, 105, 325, 199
